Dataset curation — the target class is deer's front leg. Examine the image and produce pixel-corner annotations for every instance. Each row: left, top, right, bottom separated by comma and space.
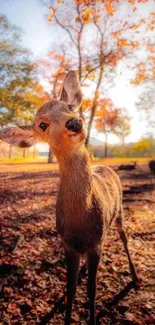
87, 248, 101, 325
65, 248, 80, 325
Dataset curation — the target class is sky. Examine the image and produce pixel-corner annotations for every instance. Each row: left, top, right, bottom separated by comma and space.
0, 0, 155, 150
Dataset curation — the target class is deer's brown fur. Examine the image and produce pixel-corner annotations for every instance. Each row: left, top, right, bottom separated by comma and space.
0, 71, 138, 325
57, 148, 122, 254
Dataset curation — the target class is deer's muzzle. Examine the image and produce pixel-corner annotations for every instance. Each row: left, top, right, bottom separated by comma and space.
65, 118, 83, 133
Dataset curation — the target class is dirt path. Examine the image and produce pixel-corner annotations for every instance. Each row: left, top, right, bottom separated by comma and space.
0, 163, 154, 324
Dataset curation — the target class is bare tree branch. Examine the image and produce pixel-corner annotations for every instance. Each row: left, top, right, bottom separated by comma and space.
81, 49, 112, 85
54, 16, 78, 49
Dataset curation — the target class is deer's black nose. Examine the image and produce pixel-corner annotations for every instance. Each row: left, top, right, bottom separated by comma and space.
65, 118, 83, 133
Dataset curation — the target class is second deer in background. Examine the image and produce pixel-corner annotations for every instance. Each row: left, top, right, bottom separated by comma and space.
118, 161, 137, 171
149, 160, 155, 174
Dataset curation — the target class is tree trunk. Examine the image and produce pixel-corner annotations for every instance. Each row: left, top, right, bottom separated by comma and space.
105, 134, 108, 158
85, 23, 105, 147
85, 113, 94, 147
33, 146, 36, 159
23, 148, 26, 158
85, 65, 104, 147
9, 144, 12, 159
48, 149, 54, 163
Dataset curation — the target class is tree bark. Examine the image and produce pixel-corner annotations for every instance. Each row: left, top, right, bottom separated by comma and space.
9, 144, 12, 159
85, 21, 109, 147
48, 149, 54, 163
23, 148, 26, 158
33, 146, 36, 159
105, 133, 108, 158
85, 111, 94, 147
85, 67, 104, 147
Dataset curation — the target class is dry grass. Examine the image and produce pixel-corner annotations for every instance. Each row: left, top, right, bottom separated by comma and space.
0, 156, 151, 173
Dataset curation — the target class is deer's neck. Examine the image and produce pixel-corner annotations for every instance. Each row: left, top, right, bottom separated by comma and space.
57, 146, 93, 216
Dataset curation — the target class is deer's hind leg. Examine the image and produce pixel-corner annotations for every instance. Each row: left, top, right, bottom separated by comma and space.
116, 209, 139, 282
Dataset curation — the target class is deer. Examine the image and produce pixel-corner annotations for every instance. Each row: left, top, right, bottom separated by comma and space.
149, 160, 155, 175
0, 71, 139, 325
118, 161, 137, 171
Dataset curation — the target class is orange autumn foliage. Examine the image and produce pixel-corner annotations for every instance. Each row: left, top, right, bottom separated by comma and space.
131, 74, 147, 85
104, 1, 116, 16
82, 7, 92, 23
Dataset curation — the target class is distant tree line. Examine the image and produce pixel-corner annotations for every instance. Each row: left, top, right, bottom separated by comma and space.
93, 135, 155, 158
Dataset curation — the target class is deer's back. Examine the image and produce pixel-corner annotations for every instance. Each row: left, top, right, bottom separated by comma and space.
92, 165, 122, 197
92, 165, 122, 226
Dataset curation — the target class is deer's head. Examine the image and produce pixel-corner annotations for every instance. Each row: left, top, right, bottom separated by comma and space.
0, 71, 86, 158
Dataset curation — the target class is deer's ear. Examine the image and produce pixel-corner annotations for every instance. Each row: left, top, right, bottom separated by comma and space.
0, 125, 39, 147
60, 71, 82, 108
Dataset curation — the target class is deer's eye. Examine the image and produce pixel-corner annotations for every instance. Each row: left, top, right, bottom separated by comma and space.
68, 105, 73, 111
39, 122, 49, 131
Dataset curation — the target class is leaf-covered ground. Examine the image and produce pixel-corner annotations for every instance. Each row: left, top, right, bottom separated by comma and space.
0, 162, 154, 325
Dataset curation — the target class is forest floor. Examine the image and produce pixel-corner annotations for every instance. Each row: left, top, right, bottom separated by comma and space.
0, 162, 154, 325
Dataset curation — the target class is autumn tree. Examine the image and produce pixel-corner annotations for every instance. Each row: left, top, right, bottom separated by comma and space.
96, 98, 130, 157
0, 15, 49, 128
0, 15, 49, 158
130, 138, 151, 157
39, 49, 72, 99
136, 81, 155, 131
125, 9, 155, 128
40, 0, 148, 145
